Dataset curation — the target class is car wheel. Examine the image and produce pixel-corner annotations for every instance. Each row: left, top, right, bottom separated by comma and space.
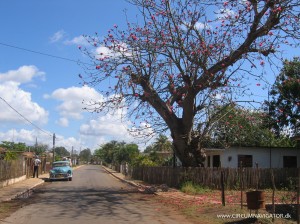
69, 177, 72, 181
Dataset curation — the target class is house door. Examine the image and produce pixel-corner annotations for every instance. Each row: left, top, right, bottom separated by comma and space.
212, 155, 220, 167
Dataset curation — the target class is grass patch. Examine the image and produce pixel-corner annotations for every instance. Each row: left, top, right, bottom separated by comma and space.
180, 181, 212, 195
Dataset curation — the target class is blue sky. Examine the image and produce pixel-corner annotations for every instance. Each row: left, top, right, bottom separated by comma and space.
0, 0, 140, 153
0, 1, 299, 153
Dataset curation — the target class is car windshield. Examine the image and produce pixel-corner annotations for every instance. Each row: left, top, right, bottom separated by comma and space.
53, 162, 69, 167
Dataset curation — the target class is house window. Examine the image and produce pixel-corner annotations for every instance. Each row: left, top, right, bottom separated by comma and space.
207, 156, 211, 167
283, 156, 297, 168
238, 155, 253, 167
213, 155, 220, 167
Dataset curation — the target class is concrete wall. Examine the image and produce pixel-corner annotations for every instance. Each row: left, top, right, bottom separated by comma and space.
205, 147, 300, 168
0, 175, 27, 188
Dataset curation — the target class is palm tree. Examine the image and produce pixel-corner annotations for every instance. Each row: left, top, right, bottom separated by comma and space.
153, 135, 172, 152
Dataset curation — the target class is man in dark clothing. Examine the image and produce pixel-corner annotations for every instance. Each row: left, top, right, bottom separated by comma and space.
33, 156, 41, 178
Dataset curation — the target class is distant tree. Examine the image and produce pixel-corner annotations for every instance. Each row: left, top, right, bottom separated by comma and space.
267, 57, 300, 137
143, 135, 173, 165
143, 134, 172, 153
79, 148, 92, 162
0, 141, 27, 160
80, 0, 300, 166
94, 141, 140, 165
0, 141, 27, 151
153, 134, 172, 152
114, 143, 140, 164
143, 145, 154, 154
208, 104, 294, 147
54, 147, 70, 160
131, 154, 158, 167
28, 143, 48, 155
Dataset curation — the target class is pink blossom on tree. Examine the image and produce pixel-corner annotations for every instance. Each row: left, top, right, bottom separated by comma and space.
79, 0, 300, 167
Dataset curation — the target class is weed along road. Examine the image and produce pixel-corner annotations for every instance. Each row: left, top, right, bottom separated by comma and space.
2, 165, 192, 224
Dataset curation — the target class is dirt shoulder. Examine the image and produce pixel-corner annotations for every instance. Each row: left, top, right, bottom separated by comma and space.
147, 187, 297, 224
0, 199, 31, 221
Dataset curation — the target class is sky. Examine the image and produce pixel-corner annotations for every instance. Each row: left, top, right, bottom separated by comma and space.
0, 0, 141, 153
0, 1, 299, 154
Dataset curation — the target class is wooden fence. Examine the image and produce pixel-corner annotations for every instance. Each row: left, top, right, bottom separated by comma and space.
127, 166, 299, 190
0, 156, 50, 183
0, 156, 25, 181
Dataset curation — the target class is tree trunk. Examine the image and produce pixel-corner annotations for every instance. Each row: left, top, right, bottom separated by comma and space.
171, 120, 206, 167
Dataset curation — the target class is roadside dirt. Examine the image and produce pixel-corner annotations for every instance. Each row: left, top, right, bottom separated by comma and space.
0, 199, 31, 221
1, 182, 297, 224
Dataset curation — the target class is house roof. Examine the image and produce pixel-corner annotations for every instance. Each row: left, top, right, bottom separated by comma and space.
22, 151, 35, 158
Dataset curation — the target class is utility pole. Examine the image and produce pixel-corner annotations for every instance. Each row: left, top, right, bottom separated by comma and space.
71, 146, 74, 166
52, 133, 56, 163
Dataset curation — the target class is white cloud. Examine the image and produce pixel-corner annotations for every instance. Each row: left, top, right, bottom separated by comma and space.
216, 8, 236, 19
79, 109, 134, 141
0, 66, 49, 125
0, 82, 49, 124
94, 43, 131, 59
194, 22, 208, 30
48, 85, 103, 120
64, 35, 89, 46
50, 30, 66, 43
0, 129, 52, 146
56, 117, 69, 127
0, 129, 83, 151
180, 21, 211, 31
0, 65, 45, 84
54, 135, 82, 152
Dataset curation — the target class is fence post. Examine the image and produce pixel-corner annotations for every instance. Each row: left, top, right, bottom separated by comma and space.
240, 161, 244, 209
221, 170, 225, 206
297, 167, 299, 224
270, 169, 276, 223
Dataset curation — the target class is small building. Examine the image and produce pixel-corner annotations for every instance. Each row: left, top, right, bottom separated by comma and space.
205, 146, 299, 168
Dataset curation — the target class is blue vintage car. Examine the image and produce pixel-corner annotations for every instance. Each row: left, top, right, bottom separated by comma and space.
49, 161, 73, 181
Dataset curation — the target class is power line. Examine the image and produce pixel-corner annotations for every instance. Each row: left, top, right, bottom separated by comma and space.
0, 96, 52, 137
0, 42, 93, 66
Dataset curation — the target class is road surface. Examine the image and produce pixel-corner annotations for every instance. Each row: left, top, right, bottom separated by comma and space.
1, 165, 193, 224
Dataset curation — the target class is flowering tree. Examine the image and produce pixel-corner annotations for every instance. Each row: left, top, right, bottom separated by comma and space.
80, 0, 300, 167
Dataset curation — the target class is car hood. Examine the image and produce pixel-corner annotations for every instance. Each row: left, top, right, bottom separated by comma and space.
50, 166, 71, 173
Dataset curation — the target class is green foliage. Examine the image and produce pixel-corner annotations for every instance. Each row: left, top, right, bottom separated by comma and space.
180, 181, 211, 195
267, 57, 300, 137
79, 148, 92, 162
94, 141, 140, 165
0, 141, 29, 161
142, 135, 173, 166
0, 141, 27, 151
54, 147, 70, 160
130, 154, 158, 167
206, 104, 294, 148
94, 138, 172, 167
4, 151, 18, 161
28, 143, 48, 155
144, 134, 173, 153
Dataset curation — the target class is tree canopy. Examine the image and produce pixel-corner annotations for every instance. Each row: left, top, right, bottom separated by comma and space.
80, 0, 300, 166
208, 104, 295, 147
79, 148, 92, 162
267, 57, 300, 137
94, 141, 139, 165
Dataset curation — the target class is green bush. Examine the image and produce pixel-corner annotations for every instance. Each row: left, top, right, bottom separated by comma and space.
180, 181, 211, 195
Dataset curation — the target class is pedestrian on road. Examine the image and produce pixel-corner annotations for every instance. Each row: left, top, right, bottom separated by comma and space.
33, 155, 41, 178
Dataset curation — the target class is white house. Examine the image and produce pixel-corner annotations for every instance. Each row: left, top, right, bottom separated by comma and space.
205, 146, 300, 168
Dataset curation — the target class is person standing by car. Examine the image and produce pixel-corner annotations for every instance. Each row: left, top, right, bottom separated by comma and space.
33, 155, 41, 178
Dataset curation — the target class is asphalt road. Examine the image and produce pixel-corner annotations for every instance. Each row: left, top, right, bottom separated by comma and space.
2, 165, 192, 224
